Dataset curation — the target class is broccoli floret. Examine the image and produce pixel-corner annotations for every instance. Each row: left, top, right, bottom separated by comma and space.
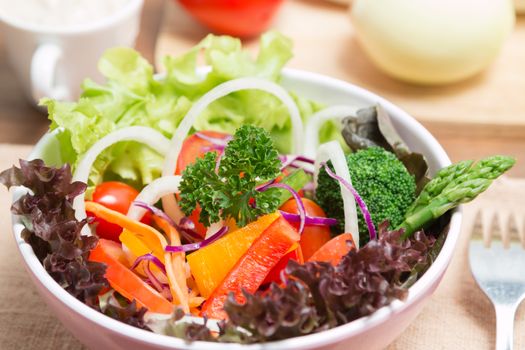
316, 147, 416, 246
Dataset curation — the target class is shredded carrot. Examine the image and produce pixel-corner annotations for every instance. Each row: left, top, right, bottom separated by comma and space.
89, 239, 173, 314
85, 201, 190, 312
154, 216, 190, 313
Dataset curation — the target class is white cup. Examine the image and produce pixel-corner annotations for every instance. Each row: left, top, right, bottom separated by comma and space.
0, 0, 143, 104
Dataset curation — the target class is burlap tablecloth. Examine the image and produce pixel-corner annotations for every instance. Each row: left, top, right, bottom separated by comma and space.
1, 143, 524, 349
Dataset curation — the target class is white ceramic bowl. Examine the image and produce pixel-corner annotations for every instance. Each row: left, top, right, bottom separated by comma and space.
11, 68, 461, 350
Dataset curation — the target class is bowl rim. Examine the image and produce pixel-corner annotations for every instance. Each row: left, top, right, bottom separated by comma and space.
12, 67, 462, 349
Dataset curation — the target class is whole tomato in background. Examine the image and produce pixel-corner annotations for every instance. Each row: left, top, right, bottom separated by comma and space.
178, 0, 284, 38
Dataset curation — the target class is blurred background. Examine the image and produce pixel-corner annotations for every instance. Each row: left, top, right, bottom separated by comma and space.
0, 0, 523, 177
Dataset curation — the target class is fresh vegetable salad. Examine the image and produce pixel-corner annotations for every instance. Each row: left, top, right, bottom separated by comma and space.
1, 32, 515, 343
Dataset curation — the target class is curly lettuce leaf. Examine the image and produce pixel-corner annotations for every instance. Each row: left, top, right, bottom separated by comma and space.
0, 159, 108, 309
145, 222, 436, 343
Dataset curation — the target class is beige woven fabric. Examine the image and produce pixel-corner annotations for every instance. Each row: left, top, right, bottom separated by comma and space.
0, 143, 523, 350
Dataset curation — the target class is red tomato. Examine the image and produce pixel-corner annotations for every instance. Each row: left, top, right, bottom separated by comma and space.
175, 130, 230, 175
308, 233, 356, 266
87, 182, 151, 242
176, 130, 230, 237
280, 198, 332, 261
177, 0, 284, 38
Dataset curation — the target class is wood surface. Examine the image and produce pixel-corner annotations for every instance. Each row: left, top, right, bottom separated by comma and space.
157, 0, 525, 176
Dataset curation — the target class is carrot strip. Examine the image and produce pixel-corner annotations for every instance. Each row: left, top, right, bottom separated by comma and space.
86, 201, 191, 311
154, 216, 190, 313
86, 201, 168, 248
89, 239, 173, 314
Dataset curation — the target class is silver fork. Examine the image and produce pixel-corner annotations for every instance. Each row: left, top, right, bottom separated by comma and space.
469, 211, 525, 350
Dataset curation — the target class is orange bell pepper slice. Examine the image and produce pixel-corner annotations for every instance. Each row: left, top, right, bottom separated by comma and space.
187, 212, 280, 298
201, 215, 300, 320
308, 233, 356, 266
89, 239, 173, 314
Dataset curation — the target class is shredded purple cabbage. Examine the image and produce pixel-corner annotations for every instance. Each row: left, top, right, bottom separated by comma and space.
165, 226, 228, 253
130, 253, 171, 299
130, 253, 167, 274
254, 178, 277, 192
133, 201, 176, 227
279, 210, 338, 227
260, 183, 305, 234
280, 155, 315, 173
132, 201, 201, 243
322, 163, 377, 240
143, 262, 166, 295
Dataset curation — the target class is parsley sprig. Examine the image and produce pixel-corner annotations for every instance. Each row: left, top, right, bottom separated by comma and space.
179, 125, 281, 227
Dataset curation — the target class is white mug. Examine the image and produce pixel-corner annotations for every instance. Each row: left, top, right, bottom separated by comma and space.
0, 0, 143, 104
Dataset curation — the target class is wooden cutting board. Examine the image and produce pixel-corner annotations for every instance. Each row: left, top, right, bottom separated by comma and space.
156, 1, 525, 131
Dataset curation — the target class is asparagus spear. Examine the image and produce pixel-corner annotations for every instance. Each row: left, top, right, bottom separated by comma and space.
398, 155, 516, 239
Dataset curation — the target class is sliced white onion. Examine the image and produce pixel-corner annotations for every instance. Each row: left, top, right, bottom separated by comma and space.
127, 175, 182, 222
161, 77, 304, 221
304, 105, 358, 158
205, 221, 225, 240
72, 126, 171, 224
314, 141, 359, 248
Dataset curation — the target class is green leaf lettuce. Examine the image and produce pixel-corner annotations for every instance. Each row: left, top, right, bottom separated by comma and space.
43, 31, 341, 190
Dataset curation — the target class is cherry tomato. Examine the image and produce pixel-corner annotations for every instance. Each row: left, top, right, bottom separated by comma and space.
177, 0, 284, 38
87, 181, 151, 242
280, 198, 332, 261
176, 130, 230, 237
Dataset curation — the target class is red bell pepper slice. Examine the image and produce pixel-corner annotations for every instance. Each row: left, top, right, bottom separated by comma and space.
201, 215, 300, 319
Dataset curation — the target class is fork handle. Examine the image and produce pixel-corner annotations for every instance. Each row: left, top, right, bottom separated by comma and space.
495, 303, 517, 350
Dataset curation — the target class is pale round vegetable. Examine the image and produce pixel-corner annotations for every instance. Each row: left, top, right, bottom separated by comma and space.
72, 126, 171, 223
127, 175, 182, 222
161, 77, 304, 221
314, 141, 359, 247
351, 0, 515, 84
304, 105, 358, 158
